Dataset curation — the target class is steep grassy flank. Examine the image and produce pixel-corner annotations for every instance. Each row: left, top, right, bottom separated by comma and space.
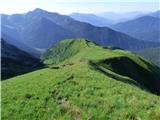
2, 39, 160, 119
96, 56, 160, 94
137, 47, 160, 67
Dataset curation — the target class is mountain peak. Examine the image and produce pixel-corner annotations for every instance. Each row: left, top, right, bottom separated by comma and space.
33, 8, 46, 12
26, 8, 48, 16
27, 8, 59, 16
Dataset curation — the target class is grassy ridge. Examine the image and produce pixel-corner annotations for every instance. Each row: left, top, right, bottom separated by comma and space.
43, 39, 160, 94
42, 39, 91, 64
2, 62, 160, 119
2, 39, 160, 119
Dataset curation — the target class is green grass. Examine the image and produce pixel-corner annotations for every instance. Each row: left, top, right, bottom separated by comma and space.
43, 39, 160, 94
2, 39, 160, 119
42, 39, 92, 64
137, 47, 160, 67
2, 62, 160, 120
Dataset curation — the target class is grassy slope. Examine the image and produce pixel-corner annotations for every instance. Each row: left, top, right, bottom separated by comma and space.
2, 63, 160, 120
2, 39, 160, 120
43, 39, 160, 94
137, 47, 160, 67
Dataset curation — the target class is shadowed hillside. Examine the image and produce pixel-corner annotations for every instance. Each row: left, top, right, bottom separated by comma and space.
1, 38, 43, 80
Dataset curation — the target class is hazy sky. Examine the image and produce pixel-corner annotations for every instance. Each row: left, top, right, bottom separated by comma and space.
0, 0, 159, 14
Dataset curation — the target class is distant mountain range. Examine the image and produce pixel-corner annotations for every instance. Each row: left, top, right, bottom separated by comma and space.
2, 32, 40, 57
96, 11, 146, 23
2, 8, 160, 55
70, 11, 159, 25
111, 16, 160, 42
149, 10, 160, 18
1, 13, 74, 51
1, 38, 43, 80
70, 13, 113, 27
